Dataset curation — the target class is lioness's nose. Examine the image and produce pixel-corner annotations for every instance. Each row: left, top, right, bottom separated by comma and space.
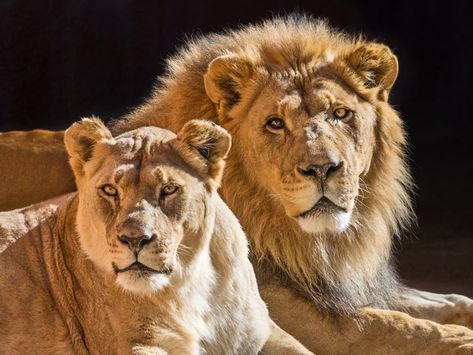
298, 162, 343, 181
117, 234, 156, 253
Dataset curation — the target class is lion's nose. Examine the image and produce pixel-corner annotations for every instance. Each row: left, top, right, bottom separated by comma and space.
117, 233, 156, 254
297, 162, 343, 181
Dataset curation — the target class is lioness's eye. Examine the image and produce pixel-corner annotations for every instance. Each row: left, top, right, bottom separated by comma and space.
333, 107, 353, 122
101, 184, 118, 197
162, 184, 179, 196
266, 116, 285, 132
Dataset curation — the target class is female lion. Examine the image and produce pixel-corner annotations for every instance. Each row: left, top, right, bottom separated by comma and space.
0, 118, 311, 355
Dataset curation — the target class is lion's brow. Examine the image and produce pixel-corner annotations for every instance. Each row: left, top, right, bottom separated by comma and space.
279, 94, 302, 117
113, 164, 135, 185
153, 167, 164, 182
114, 169, 125, 184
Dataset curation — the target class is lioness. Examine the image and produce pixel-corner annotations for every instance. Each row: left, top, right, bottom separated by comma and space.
1, 15, 473, 354
0, 118, 311, 354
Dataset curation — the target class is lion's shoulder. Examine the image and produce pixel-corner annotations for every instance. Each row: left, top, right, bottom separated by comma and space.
0, 193, 75, 253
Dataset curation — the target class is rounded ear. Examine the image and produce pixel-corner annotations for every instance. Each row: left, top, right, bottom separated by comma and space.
204, 55, 253, 117
345, 42, 398, 101
64, 117, 112, 177
176, 119, 231, 188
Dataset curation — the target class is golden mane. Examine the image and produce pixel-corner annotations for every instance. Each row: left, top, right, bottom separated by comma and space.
113, 14, 415, 315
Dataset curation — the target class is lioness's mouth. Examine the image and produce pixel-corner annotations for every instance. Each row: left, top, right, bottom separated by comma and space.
112, 262, 172, 275
298, 196, 347, 218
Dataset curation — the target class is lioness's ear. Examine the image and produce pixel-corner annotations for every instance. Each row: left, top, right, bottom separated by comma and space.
176, 119, 231, 187
64, 117, 112, 177
344, 42, 398, 101
204, 55, 253, 117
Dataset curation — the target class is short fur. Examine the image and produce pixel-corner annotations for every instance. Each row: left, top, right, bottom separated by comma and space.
0, 118, 311, 355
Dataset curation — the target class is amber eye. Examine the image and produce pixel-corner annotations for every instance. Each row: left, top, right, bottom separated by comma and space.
266, 116, 285, 132
101, 184, 118, 197
333, 107, 353, 121
162, 184, 179, 196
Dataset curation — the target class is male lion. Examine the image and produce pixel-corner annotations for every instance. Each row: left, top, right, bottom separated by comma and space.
1, 16, 473, 354
0, 118, 311, 354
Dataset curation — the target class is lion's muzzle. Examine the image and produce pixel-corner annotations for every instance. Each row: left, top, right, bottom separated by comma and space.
117, 233, 156, 255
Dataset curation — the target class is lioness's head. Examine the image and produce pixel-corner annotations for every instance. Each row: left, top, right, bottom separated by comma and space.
65, 118, 230, 293
204, 23, 409, 237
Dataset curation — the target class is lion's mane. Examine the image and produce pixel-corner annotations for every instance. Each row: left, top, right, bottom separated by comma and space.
113, 15, 415, 316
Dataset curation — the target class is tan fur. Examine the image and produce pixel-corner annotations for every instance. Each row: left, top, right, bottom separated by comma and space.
1, 15, 473, 353
0, 130, 74, 211
0, 118, 311, 354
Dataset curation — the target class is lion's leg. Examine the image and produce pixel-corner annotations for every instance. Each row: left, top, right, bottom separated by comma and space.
260, 284, 473, 355
260, 320, 315, 355
131, 345, 169, 355
396, 287, 473, 328
131, 341, 197, 355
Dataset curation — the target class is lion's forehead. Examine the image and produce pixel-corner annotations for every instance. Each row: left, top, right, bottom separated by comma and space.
92, 126, 176, 161
276, 77, 359, 111
97, 158, 189, 189
88, 136, 193, 194
115, 126, 177, 145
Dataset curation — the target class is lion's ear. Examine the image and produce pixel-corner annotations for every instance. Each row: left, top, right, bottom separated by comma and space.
176, 119, 231, 187
64, 117, 113, 177
345, 42, 398, 101
204, 55, 253, 118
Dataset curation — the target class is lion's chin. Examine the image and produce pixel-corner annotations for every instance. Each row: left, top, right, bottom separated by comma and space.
115, 272, 171, 294
297, 210, 351, 235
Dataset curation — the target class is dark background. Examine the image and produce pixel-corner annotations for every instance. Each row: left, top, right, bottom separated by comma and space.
1, 1, 472, 294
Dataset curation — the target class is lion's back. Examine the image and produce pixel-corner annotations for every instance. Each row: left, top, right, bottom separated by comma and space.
0, 130, 75, 211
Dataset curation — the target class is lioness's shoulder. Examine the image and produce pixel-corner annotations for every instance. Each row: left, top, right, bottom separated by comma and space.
0, 193, 75, 252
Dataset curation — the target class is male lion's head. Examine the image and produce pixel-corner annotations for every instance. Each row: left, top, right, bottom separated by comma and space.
65, 118, 230, 294
204, 21, 410, 239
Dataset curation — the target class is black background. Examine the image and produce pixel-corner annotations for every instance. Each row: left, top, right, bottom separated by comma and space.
1, 1, 472, 292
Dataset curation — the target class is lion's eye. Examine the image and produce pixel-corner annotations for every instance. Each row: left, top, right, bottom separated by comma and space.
101, 184, 118, 197
333, 107, 353, 122
162, 184, 179, 196
266, 116, 285, 132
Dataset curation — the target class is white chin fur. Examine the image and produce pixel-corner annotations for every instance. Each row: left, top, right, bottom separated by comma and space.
116, 272, 170, 294
298, 211, 351, 234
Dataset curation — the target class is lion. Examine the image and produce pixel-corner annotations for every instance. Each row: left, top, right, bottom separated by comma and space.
1, 15, 473, 354
0, 118, 312, 355
0, 130, 74, 210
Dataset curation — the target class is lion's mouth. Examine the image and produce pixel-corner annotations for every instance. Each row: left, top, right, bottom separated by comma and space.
112, 262, 173, 275
298, 196, 347, 218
